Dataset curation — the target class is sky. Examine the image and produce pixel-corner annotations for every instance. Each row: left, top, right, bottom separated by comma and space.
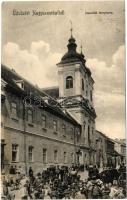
2, 1, 125, 139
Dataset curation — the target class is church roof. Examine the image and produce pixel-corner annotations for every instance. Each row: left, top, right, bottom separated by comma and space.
59, 36, 86, 65
42, 86, 59, 99
57, 34, 92, 77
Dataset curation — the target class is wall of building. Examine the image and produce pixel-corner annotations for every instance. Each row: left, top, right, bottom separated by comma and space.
67, 106, 96, 165
95, 131, 107, 168
2, 90, 81, 174
4, 127, 78, 174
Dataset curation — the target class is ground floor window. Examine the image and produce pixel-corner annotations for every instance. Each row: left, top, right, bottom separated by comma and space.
12, 144, 19, 162
54, 150, 58, 163
43, 148, 47, 164
63, 151, 67, 163
28, 146, 33, 162
71, 153, 74, 164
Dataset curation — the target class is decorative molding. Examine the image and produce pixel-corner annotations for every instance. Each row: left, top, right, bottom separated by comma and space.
4, 125, 80, 147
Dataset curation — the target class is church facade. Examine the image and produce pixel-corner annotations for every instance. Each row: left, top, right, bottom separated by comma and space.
1, 32, 97, 174
44, 33, 97, 166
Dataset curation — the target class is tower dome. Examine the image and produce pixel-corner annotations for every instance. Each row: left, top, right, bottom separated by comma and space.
60, 29, 86, 65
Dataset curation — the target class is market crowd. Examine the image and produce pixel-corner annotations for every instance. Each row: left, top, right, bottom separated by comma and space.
1, 163, 126, 199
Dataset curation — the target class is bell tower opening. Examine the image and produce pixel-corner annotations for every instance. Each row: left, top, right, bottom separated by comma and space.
66, 76, 73, 89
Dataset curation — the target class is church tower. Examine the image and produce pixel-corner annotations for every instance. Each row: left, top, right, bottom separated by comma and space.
57, 27, 97, 165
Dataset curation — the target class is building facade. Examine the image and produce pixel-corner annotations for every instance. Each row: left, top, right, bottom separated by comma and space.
105, 138, 122, 168
1, 32, 97, 174
114, 139, 126, 166
95, 131, 124, 168
1, 65, 82, 174
1, 32, 125, 175
95, 131, 107, 168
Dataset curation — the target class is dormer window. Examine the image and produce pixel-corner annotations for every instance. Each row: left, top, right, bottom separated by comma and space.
66, 76, 73, 89
15, 80, 24, 90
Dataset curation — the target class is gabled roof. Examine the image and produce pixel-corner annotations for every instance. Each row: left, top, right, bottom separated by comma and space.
96, 130, 115, 143
1, 64, 81, 127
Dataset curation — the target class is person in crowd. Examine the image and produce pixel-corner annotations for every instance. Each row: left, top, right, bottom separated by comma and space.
2, 163, 126, 199
101, 183, 110, 199
109, 179, 119, 199
92, 165, 99, 179
20, 180, 28, 200
88, 165, 94, 179
91, 182, 102, 199
118, 163, 126, 173
29, 167, 33, 178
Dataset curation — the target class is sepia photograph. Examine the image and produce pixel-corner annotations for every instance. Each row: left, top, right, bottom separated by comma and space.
1, 0, 126, 199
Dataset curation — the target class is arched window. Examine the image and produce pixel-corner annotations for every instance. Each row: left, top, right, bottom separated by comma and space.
66, 76, 73, 89
82, 79, 84, 90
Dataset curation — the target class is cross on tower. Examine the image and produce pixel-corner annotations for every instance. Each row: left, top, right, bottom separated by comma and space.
70, 20, 73, 38
81, 44, 83, 54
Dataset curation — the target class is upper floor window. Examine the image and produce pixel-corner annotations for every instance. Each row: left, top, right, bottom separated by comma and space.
70, 127, 74, 139
62, 124, 66, 136
28, 146, 33, 162
86, 84, 88, 96
66, 76, 73, 89
90, 90, 93, 101
11, 102, 17, 118
53, 120, 57, 132
84, 122, 86, 131
88, 125, 90, 144
12, 144, 19, 162
27, 109, 33, 123
42, 115, 46, 128
82, 79, 84, 91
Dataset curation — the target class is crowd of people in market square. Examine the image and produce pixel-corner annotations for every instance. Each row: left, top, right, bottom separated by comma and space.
1, 163, 126, 199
